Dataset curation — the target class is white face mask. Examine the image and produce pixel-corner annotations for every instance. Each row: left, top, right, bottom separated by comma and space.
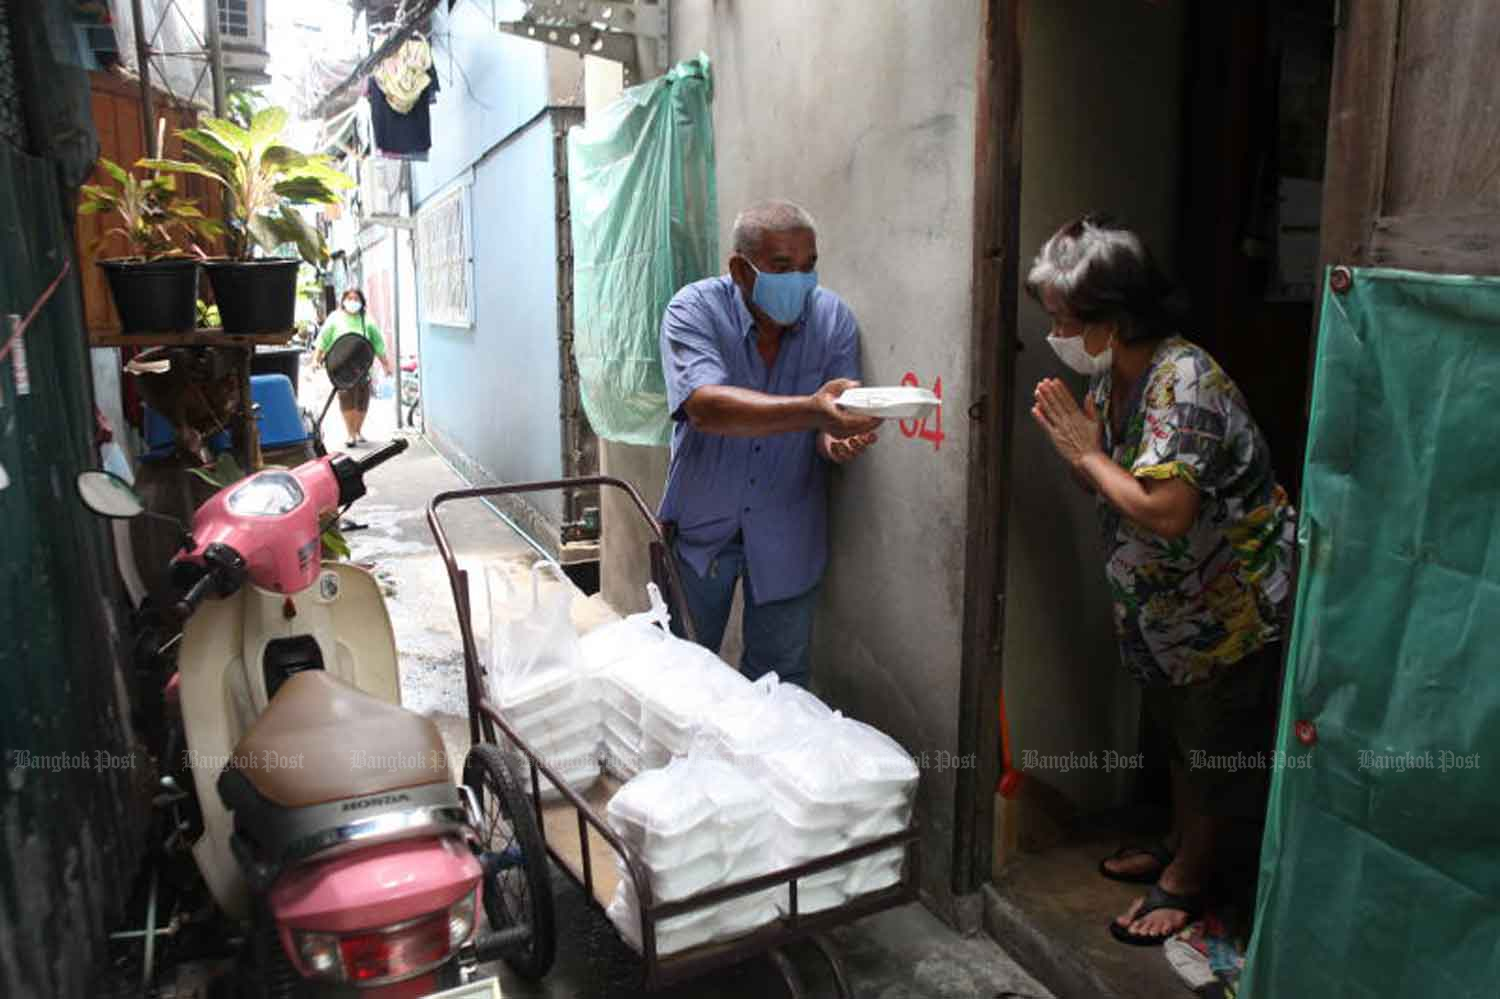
1047, 331, 1112, 377
342, 300, 361, 314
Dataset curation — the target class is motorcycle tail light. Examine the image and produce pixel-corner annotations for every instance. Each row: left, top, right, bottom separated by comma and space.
292, 930, 343, 980
288, 888, 478, 986
448, 886, 478, 948
340, 911, 449, 984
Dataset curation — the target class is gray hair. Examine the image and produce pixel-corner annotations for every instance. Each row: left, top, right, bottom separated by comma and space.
731, 199, 818, 257
1025, 214, 1183, 343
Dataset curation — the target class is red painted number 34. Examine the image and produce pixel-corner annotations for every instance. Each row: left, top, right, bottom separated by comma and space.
897, 372, 944, 451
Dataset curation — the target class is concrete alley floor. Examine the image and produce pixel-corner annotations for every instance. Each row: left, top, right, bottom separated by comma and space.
308, 369, 1055, 999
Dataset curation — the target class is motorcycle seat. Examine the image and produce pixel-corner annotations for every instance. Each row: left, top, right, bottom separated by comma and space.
216, 671, 469, 879
227, 670, 450, 807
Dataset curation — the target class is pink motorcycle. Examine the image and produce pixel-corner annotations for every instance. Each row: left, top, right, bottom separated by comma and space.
77, 437, 553, 997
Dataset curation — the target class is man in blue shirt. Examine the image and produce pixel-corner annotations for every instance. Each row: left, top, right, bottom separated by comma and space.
659, 200, 882, 687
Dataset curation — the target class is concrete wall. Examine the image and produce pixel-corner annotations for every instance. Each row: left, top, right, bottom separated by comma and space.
412, 3, 587, 533
653, 0, 982, 918
1002, 0, 1186, 811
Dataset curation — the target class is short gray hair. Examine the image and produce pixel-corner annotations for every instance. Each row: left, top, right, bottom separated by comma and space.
1025, 214, 1183, 343
731, 199, 818, 257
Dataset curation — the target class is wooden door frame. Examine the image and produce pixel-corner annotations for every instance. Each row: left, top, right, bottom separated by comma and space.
952, 0, 1024, 896
1320, 0, 1500, 278
1317, 0, 1401, 275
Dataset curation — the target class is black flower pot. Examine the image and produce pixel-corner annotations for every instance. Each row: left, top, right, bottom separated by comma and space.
98, 258, 200, 334
203, 258, 300, 335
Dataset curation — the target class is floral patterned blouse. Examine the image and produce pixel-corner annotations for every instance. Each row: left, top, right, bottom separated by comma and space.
1088, 336, 1295, 687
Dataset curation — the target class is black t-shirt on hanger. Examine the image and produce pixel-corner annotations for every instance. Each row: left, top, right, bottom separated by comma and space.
367, 72, 439, 160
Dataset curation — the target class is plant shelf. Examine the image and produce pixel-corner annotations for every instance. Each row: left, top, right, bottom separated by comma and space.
88, 329, 296, 348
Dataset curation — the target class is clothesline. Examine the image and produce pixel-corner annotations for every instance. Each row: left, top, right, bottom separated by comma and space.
308, 0, 446, 119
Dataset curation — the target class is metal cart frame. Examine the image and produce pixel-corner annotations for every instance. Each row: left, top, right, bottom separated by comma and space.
428, 476, 921, 996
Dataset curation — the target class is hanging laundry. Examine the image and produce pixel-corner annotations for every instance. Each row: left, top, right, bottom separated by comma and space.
372, 38, 433, 114
367, 69, 439, 161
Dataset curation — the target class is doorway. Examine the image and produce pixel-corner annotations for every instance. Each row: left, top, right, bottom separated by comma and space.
979, 1, 1336, 994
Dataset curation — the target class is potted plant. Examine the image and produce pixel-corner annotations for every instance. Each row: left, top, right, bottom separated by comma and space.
144, 107, 352, 335
79, 158, 221, 334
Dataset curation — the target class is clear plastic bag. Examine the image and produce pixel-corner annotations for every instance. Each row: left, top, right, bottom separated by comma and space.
485, 560, 599, 795
760, 713, 918, 820
753, 711, 919, 907
579, 582, 672, 675
698, 673, 835, 775
607, 881, 777, 957
601, 615, 752, 768
605, 751, 779, 950
485, 560, 582, 701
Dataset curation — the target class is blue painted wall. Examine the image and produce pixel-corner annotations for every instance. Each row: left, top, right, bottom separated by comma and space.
412, 3, 550, 203
412, 3, 564, 522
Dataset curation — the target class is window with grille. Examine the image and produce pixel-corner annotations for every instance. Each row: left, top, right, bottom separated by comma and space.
218, 0, 251, 40
416, 185, 472, 328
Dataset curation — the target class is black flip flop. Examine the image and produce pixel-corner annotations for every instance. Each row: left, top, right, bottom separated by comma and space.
1098, 842, 1175, 884
1108, 883, 1204, 947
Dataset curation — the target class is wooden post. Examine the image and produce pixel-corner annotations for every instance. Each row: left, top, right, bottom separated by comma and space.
954, 0, 1025, 895
130, 0, 158, 157
240, 346, 261, 470
204, 0, 226, 117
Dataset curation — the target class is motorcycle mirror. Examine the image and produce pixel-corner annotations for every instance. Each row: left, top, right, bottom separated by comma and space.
76, 470, 147, 520
325, 332, 376, 391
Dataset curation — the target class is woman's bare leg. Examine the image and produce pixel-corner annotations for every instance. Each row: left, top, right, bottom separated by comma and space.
1116, 760, 1220, 936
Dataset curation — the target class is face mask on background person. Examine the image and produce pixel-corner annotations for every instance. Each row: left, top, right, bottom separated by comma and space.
342, 298, 361, 314
1047, 327, 1113, 377
747, 260, 818, 326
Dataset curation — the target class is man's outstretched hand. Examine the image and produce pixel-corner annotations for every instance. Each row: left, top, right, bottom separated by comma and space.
813, 378, 883, 439
821, 430, 879, 464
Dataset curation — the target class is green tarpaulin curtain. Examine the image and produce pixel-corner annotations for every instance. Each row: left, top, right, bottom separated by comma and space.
567, 54, 718, 447
1243, 267, 1500, 998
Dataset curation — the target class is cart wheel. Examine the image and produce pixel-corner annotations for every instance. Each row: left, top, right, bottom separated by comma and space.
463, 745, 556, 981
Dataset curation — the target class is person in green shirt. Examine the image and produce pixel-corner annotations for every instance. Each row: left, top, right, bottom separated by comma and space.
314, 288, 393, 448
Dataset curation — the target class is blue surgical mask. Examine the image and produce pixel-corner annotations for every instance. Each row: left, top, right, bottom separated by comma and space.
747, 261, 818, 325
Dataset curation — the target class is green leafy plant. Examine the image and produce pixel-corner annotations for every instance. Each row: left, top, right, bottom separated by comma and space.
188, 453, 351, 559
225, 87, 270, 130
195, 298, 221, 328
78, 157, 223, 260
143, 107, 353, 266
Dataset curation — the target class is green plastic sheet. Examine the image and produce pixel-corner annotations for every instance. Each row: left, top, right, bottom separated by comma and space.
1243, 268, 1500, 998
568, 54, 718, 446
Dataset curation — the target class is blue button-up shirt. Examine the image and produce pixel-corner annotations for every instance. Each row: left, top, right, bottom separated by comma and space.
658, 274, 862, 604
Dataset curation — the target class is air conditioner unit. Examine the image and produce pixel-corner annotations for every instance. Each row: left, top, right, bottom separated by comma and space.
361, 158, 411, 224
217, 0, 270, 84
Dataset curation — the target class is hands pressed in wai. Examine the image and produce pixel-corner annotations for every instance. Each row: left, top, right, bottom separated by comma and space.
1031, 378, 1104, 469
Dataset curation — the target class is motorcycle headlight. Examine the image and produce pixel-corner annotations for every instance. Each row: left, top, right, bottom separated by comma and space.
225, 470, 304, 517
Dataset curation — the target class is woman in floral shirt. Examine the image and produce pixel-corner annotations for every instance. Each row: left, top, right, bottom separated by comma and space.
1027, 215, 1294, 946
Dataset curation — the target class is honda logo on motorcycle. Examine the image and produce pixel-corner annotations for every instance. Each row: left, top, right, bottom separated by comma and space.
343, 792, 412, 812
